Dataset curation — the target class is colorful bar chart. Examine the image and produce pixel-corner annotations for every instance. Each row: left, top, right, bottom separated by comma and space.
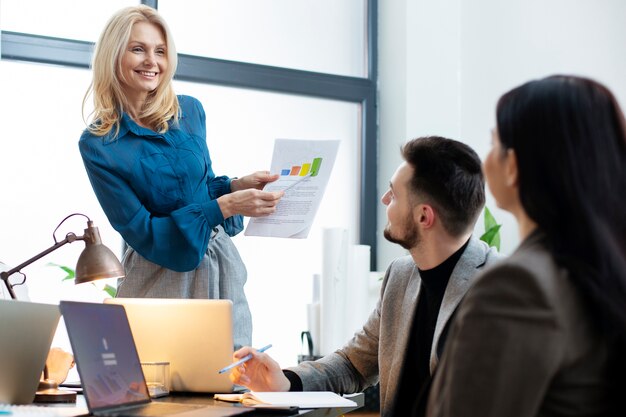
280, 157, 322, 177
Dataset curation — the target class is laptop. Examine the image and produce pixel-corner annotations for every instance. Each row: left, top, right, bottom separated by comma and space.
0, 300, 60, 404
103, 298, 234, 393
60, 301, 251, 417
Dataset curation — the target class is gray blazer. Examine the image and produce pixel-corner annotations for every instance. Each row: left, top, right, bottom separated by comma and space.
288, 236, 501, 417
427, 231, 613, 417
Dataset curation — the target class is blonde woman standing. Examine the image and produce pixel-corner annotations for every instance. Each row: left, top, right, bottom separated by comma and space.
79, 5, 283, 348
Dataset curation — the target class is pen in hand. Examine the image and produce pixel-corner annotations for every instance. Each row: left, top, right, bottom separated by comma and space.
218, 344, 272, 374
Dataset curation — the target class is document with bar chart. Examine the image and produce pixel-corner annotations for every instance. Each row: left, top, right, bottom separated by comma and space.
244, 138, 340, 238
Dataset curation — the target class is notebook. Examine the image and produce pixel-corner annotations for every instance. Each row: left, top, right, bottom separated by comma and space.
0, 299, 61, 405
59, 301, 251, 417
104, 298, 234, 393
214, 391, 358, 408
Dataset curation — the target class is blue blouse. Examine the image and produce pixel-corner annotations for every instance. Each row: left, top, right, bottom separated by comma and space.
79, 95, 241, 272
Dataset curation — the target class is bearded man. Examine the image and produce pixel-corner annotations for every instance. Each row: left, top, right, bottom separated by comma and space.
230, 136, 502, 417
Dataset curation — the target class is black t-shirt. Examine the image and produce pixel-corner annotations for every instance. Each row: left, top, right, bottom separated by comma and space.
284, 239, 470, 416
391, 239, 469, 416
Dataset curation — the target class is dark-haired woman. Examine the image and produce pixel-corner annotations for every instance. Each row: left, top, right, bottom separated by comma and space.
427, 75, 626, 417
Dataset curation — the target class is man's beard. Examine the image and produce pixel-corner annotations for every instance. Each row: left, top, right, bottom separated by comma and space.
383, 214, 420, 250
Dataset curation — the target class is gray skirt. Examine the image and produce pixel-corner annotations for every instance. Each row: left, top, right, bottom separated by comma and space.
117, 225, 252, 349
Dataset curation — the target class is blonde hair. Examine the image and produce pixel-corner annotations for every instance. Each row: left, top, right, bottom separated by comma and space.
83, 5, 179, 137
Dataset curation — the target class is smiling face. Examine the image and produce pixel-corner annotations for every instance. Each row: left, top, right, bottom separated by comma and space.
119, 21, 168, 104
381, 162, 421, 250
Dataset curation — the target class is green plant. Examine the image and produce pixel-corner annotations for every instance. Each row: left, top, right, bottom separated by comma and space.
480, 207, 501, 251
47, 262, 117, 298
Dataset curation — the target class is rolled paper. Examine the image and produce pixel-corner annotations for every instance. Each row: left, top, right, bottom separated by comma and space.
320, 227, 349, 355
345, 245, 371, 339
306, 302, 321, 356
312, 273, 321, 303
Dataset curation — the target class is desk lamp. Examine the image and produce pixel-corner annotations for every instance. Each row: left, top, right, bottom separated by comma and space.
0, 213, 125, 402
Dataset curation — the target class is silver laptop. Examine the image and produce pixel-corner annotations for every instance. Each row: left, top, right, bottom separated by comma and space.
0, 300, 60, 404
60, 301, 250, 417
104, 298, 234, 393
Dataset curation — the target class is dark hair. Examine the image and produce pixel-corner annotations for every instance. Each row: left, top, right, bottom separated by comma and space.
496, 75, 626, 377
401, 136, 485, 237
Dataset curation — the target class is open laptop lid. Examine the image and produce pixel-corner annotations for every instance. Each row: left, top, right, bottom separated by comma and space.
104, 298, 234, 393
0, 300, 60, 404
60, 301, 151, 413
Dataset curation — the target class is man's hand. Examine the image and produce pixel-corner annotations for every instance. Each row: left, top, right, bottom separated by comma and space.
229, 346, 291, 392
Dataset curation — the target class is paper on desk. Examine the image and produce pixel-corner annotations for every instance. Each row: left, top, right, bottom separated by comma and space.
54, 406, 90, 417
214, 391, 357, 408
244, 139, 340, 238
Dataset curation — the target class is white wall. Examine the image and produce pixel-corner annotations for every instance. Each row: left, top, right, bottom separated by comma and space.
378, 0, 626, 267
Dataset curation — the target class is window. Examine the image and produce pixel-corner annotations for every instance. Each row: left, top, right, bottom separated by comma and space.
159, 0, 368, 77
0, 0, 137, 41
0, 1, 377, 366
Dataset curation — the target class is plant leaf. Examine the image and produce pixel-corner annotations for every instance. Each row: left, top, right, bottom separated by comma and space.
484, 206, 498, 231
103, 284, 117, 298
47, 262, 75, 281
491, 231, 501, 251
480, 224, 502, 250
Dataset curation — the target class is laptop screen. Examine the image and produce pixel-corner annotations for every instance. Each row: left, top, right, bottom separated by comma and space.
0, 300, 61, 405
61, 301, 151, 411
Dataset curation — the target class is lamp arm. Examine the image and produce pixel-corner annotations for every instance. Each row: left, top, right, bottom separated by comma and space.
1, 233, 83, 300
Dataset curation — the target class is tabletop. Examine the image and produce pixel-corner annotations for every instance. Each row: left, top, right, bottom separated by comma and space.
39, 392, 364, 417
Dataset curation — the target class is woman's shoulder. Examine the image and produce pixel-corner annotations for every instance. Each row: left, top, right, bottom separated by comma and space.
176, 95, 205, 122
468, 235, 565, 311
79, 124, 118, 147
79, 126, 101, 147
177, 95, 203, 111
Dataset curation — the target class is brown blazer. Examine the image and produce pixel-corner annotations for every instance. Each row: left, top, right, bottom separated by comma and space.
427, 230, 613, 417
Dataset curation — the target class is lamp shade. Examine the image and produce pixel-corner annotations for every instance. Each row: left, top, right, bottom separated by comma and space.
74, 222, 125, 284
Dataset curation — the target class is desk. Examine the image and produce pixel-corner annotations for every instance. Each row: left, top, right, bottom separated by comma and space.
60, 392, 364, 417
